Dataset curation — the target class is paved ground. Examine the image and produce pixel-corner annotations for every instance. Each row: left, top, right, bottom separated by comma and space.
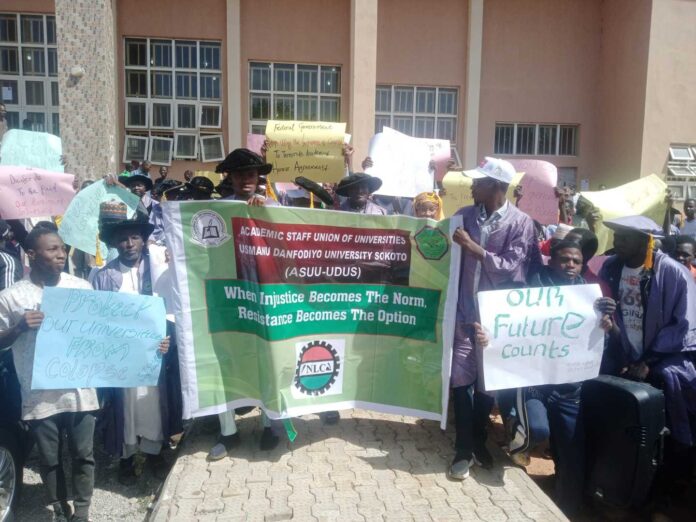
152, 409, 568, 522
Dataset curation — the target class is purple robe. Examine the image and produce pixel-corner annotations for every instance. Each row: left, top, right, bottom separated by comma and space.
451, 203, 540, 387
600, 251, 696, 446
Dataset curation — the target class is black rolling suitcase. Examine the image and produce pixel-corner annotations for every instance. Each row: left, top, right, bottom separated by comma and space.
582, 375, 667, 508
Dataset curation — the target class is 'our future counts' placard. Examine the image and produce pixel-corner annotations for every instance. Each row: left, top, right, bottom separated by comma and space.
478, 284, 604, 391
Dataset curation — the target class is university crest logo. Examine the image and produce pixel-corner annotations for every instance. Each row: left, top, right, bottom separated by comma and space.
191, 210, 230, 247
293, 340, 345, 397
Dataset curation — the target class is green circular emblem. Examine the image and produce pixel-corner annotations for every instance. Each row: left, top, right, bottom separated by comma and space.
414, 226, 449, 260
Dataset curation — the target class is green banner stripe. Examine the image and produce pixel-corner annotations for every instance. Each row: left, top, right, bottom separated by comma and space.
205, 279, 441, 342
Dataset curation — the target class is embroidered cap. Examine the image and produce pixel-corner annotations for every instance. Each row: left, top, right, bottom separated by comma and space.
463, 157, 516, 184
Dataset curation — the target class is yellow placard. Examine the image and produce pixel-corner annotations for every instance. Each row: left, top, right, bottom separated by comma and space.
441, 170, 525, 217
265, 120, 346, 183
580, 174, 667, 254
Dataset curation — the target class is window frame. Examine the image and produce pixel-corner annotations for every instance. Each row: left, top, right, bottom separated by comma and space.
175, 102, 198, 130
374, 84, 459, 142
0, 12, 59, 135
494, 122, 579, 157
248, 61, 341, 131
122, 36, 224, 132
150, 100, 174, 130
122, 134, 150, 163
174, 132, 199, 159
125, 98, 149, 129
199, 134, 225, 162
148, 135, 174, 166
199, 103, 222, 129
669, 145, 694, 162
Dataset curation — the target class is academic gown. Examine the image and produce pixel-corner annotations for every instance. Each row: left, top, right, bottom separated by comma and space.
451, 203, 541, 388
600, 251, 696, 447
92, 253, 183, 456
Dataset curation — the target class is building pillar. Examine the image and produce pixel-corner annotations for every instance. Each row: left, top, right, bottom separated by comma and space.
226, 0, 242, 151
350, 0, 378, 166
464, 0, 484, 167
54, 0, 119, 179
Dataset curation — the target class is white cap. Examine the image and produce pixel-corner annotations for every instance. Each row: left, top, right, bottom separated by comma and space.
464, 157, 516, 184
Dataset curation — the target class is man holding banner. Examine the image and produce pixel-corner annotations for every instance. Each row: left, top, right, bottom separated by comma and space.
449, 157, 541, 480
207, 149, 281, 460
0, 226, 97, 522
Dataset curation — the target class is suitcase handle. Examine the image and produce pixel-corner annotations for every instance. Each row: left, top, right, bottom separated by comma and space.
655, 427, 670, 466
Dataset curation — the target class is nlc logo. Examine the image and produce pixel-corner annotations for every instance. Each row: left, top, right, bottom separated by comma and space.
293, 340, 344, 397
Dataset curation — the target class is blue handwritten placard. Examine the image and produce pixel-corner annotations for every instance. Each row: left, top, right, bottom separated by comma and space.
58, 180, 140, 257
0, 129, 64, 172
32, 287, 167, 389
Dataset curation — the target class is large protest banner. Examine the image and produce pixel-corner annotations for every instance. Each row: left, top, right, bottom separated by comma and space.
265, 120, 346, 183
0, 166, 75, 219
0, 129, 64, 172
580, 174, 667, 254
32, 288, 166, 389
478, 284, 604, 391
59, 180, 140, 257
163, 202, 460, 427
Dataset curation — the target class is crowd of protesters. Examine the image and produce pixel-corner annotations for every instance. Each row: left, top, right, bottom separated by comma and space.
1, 136, 696, 522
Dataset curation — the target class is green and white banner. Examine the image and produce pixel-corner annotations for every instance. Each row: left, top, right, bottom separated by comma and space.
163, 202, 460, 428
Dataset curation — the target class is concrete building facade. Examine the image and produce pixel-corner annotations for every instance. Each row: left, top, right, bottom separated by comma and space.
2, 0, 695, 190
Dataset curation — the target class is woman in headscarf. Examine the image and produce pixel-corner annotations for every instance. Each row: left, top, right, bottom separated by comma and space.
413, 192, 444, 220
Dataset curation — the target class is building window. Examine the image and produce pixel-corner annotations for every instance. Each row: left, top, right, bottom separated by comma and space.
124, 37, 222, 161
123, 135, 149, 163
375, 84, 459, 160
0, 13, 59, 135
149, 135, 174, 165
666, 144, 696, 178
200, 134, 225, 162
494, 123, 579, 156
249, 62, 341, 133
174, 133, 198, 159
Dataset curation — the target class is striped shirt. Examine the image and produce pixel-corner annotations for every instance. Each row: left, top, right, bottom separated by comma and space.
0, 249, 21, 292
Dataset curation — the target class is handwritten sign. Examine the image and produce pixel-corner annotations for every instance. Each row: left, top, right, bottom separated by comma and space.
0, 166, 75, 219
366, 128, 434, 198
508, 159, 558, 224
32, 287, 166, 389
265, 120, 346, 183
0, 129, 64, 172
580, 174, 668, 254
478, 284, 604, 391
59, 180, 140, 257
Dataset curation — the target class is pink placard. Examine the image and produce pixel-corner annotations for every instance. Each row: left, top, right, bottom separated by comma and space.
246, 133, 265, 155
508, 160, 559, 224
421, 138, 451, 181
0, 166, 75, 219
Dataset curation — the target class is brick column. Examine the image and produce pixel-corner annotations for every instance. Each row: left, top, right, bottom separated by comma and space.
55, 0, 119, 180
